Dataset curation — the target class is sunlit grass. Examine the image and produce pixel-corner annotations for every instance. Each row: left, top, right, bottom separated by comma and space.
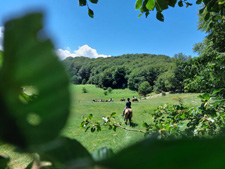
0, 84, 201, 168
62, 84, 201, 153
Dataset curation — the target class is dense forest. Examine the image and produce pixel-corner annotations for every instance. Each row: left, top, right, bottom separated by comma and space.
63, 53, 190, 93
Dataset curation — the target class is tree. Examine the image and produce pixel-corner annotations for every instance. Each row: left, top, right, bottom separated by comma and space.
138, 81, 152, 97
78, 0, 225, 24
173, 53, 191, 62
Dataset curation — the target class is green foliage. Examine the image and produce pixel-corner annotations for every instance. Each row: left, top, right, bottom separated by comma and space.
63, 53, 180, 91
138, 81, 152, 97
82, 78, 86, 84
172, 96, 184, 105
24, 161, 33, 169
82, 87, 87, 93
99, 136, 225, 169
104, 91, 108, 95
144, 93, 225, 139
107, 87, 113, 93
0, 13, 70, 149
0, 156, 10, 169
0, 51, 3, 68
38, 137, 93, 169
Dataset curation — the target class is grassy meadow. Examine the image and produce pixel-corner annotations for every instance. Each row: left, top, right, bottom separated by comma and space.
62, 84, 201, 153
0, 84, 202, 168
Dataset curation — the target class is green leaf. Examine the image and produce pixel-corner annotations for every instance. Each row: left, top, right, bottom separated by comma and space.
85, 126, 91, 132
202, 93, 210, 100
146, 0, 155, 11
204, 12, 210, 21
99, 137, 225, 169
25, 161, 33, 169
138, 13, 143, 17
196, 0, 202, 4
156, 11, 164, 22
92, 147, 114, 161
168, 0, 177, 7
88, 113, 93, 120
181, 113, 185, 119
186, 2, 193, 7
0, 13, 70, 149
89, 0, 98, 3
88, 8, 94, 18
145, 11, 150, 18
135, 0, 143, 9
0, 156, 10, 168
199, 7, 205, 14
178, 0, 183, 7
80, 121, 85, 128
79, 0, 87, 6
97, 125, 101, 132
38, 137, 93, 168
91, 127, 96, 132
143, 122, 148, 128
213, 88, 223, 94
110, 112, 117, 117
157, 0, 169, 10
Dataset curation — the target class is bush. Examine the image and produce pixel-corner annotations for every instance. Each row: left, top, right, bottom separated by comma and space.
104, 91, 108, 95
172, 96, 183, 105
108, 87, 113, 93
82, 87, 87, 93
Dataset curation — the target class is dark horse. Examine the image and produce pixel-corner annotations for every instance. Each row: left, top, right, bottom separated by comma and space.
132, 98, 139, 102
120, 98, 125, 101
124, 108, 132, 126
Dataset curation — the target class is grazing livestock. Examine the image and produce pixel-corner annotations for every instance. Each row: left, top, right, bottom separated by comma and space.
120, 98, 125, 101
132, 98, 139, 102
106, 98, 113, 102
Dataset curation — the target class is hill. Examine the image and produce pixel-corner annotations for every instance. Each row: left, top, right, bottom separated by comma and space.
63, 53, 184, 93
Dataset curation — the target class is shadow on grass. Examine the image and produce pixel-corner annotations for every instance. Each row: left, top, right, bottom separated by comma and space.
130, 122, 138, 128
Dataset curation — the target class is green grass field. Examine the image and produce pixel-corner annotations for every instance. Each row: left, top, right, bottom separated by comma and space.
0, 84, 202, 168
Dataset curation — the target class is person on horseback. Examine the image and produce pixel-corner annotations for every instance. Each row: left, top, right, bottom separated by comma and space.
122, 98, 131, 116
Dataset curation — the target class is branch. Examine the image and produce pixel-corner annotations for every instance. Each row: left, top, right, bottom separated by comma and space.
112, 124, 146, 133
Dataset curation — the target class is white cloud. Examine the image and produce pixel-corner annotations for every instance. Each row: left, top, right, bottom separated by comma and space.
56, 45, 111, 60
0, 26, 4, 51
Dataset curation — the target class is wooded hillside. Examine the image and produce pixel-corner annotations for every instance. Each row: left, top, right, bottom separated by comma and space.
63, 53, 187, 93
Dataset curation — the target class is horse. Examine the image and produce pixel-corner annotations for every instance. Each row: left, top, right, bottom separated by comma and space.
106, 98, 113, 102
124, 108, 132, 126
132, 98, 139, 102
120, 98, 125, 101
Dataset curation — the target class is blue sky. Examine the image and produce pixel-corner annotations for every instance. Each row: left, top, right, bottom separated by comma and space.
0, 0, 206, 59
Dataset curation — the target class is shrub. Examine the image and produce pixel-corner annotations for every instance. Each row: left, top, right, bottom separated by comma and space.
82, 87, 87, 93
108, 87, 113, 93
104, 91, 108, 95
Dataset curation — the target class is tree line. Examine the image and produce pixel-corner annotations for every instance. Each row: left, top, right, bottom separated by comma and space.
63, 53, 192, 94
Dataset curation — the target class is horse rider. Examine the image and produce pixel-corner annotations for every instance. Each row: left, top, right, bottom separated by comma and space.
122, 98, 131, 116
